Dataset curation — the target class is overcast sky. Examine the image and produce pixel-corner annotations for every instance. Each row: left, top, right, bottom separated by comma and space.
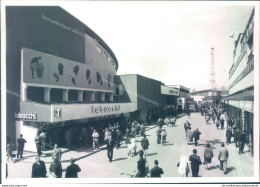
62, 2, 255, 91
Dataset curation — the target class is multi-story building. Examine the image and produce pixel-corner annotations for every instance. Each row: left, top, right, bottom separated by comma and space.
6, 6, 137, 151
223, 8, 254, 155
168, 85, 190, 113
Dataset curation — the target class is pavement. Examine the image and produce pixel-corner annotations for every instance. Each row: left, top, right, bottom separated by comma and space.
6, 112, 254, 178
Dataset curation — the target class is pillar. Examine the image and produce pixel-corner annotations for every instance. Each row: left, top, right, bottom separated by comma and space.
44, 87, 51, 102
21, 84, 28, 102
109, 92, 113, 102
63, 89, 69, 102
89, 91, 95, 102
100, 92, 105, 102
78, 90, 83, 102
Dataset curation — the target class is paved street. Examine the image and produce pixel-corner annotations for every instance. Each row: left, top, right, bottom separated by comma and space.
7, 113, 253, 178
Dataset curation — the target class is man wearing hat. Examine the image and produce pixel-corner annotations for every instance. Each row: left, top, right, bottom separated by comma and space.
65, 158, 81, 178
17, 134, 27, 159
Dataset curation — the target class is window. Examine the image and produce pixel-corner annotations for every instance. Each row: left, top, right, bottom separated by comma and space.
96, 45, 102, 53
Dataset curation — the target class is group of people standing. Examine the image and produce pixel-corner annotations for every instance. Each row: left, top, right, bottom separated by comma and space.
184, 120, 201, 146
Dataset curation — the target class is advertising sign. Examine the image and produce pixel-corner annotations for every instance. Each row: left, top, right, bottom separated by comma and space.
22, 48, 114, 91
161, 85, 179, 96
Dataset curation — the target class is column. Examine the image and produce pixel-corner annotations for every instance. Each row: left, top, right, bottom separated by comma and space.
89, 91, 95, 102
109, 92, 113, 102
100, 92, 105, 102
78, 90, 83, 102
44, 88, 51, 102
20, 84, 28, 102
63, 89, 69, 102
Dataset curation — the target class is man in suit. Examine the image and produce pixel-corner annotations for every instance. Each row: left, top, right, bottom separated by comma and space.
193, 128, 201, 146
218, 142, 229, 175
107, 136, 114, 162
156, 127, 162, 144
189, 149, 202, 177
226, 127, 232, 145
220, 117, 225, 129
31, 157, 47, 178
238, 131, 246, 154
150, 160, 164, 177
65, 158, 81, 178
17, 134, 27, 159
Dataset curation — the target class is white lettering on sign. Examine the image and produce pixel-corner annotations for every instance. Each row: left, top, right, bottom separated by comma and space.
91, 105, 120, 114
15, 113, 37, 120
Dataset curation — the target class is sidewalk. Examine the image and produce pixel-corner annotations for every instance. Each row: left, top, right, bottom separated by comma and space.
16, 113, 187, 164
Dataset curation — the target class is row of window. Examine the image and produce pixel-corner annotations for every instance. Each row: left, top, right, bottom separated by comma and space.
96, 45, 117, 69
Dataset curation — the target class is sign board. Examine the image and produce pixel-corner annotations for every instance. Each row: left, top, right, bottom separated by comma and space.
22, 48, 114, 91
161, 85, 179, 96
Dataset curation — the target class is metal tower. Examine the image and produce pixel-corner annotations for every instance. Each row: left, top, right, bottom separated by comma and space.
209, 47, 216, 90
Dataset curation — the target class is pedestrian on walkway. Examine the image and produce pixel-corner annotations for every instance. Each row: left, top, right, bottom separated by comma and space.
156, 127, 162, 144
40, 131, 46, 151
193, 128, 201, 146
141, 135, 149, 157
92, 130, 99, 150
226, 127, 232, 145
220, 117, 225, 129
65, 158, 81, 178
135, 150, 146, 178
233, 127, 240, 147
49, 158, 62, 178
204, 143, 214, 170
238, 130, 246, 154
52, 144, 62, 162
130, 135, 137, 157
107, 136, 114, 162
31, 156, 47, 178
34, 131, 43, 157
177, 155, 190, 177
161, 128, 167, 146
6, 140, 15, 163
115, 129, 121, 149
17, 134, 27, 159
189, 149, 202, 177
218, 143, 229, 175
150, 160, 164, 177
186, 127, 194, 145
184, 120, 191, 133
216, 120, 220, 129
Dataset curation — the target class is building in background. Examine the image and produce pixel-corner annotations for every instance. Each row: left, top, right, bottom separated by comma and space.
222, 8, 254, 155
168, 85, 190, 114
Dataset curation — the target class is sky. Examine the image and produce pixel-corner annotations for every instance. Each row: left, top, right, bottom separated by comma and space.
61, 2, 254, 91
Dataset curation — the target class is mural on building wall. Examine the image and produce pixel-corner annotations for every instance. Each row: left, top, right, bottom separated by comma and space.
23, 48, 114, 90
30, 56, 44, 79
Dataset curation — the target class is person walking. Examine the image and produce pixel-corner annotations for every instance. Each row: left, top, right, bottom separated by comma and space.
226, 127, 232, 145
156, 127, 162, 144
184, 120, 191, 133
31, 157, 47, 178
49, 158, 62, 178
189, 149, 202, 177
177, 155, 190, 177
130, 136, 137, 157
6, 140, 15, 163
193, 128, 201, 146
218, 142, 229, 175
34, 131, 43, 157
17, 134, 27, 159
92, 130, 99, 150
65, 158, 81, 178
115, 129, 121, 149
204, 143, 214, 170
141, 135, 149, 157
186, 127, 194, 145
161, 128, 167, 146
52, 144, 62, 162
233, 127, 240, 147
220, 117, 225, 130
135, 150, 146, 178
107, 136, 114, 162
150, 160, 164, 177
238, 130, 246, 154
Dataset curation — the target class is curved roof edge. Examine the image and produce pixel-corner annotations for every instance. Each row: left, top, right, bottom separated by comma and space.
61, 7, 119, 71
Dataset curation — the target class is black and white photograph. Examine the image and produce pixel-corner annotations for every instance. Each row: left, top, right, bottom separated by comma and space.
1, 0, 259, 185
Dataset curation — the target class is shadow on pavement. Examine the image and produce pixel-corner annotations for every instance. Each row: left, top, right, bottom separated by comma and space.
209, 165, 220, 170
164, 143, 174, 146
113, 157, 128, 162
147, 153, 158, 156
204, 139, 223, 145
226, 167, 236, 174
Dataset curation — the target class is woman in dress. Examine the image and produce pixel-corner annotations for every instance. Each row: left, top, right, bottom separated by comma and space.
177, 155, 190, 177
